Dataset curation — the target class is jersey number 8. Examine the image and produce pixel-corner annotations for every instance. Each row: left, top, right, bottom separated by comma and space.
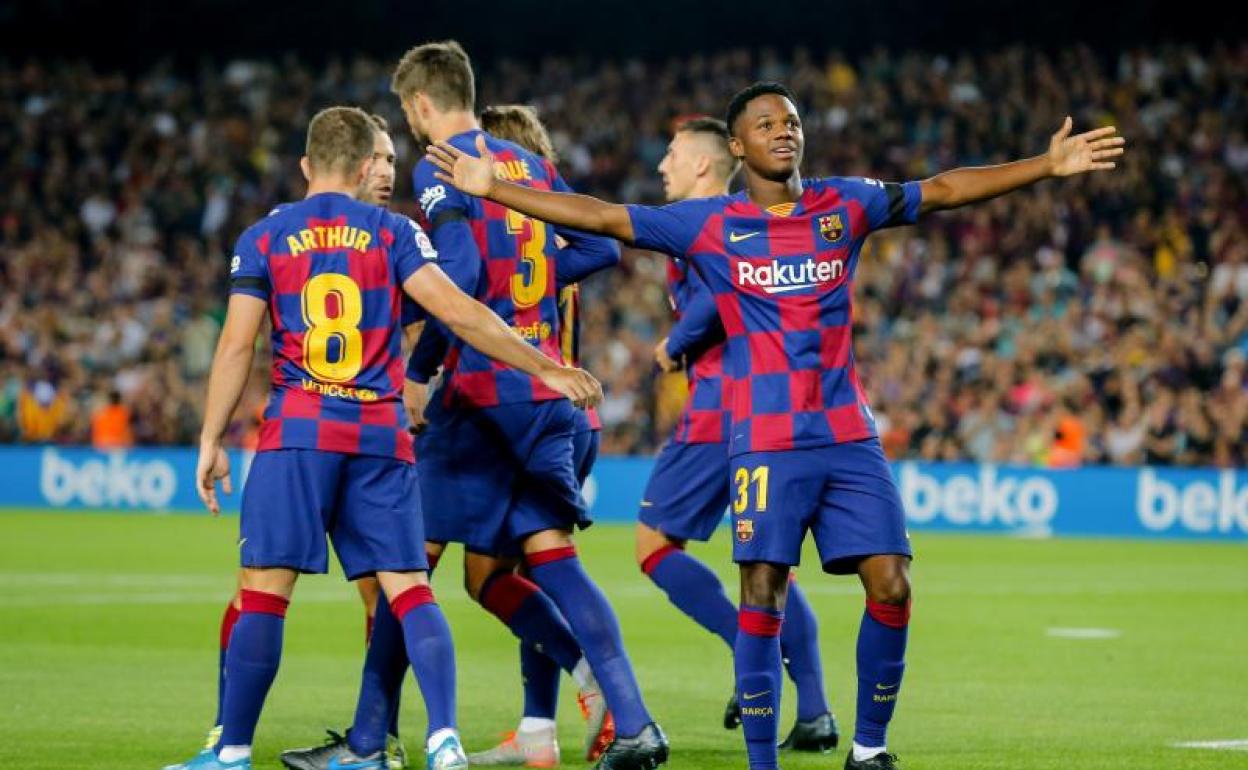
301, 273, 364, 383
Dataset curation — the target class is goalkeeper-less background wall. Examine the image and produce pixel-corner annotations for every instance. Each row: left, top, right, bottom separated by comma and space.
4, 446, 1244, 541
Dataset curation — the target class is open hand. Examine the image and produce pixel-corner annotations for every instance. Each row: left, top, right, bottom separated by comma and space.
426, 134, 497, 197
1049, 117, 1126, 177
196, 440, 232, 516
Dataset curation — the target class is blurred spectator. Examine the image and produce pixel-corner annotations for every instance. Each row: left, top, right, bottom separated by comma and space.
0, 44, 1245, 467
91, 390, 134, 449
16, 380, 69, 442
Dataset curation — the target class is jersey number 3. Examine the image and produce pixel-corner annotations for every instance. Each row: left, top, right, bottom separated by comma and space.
506, 209, 548, 308
301, 273, 364, 383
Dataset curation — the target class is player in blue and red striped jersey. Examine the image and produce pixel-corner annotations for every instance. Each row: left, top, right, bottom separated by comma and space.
426, 81, 1126, 770
167, 105, 601, 770
284, 102, 622, 770
468, 103, 611, 767
391, 44, 667, 770
641, 117, 839, 752
206, 113, 415, 770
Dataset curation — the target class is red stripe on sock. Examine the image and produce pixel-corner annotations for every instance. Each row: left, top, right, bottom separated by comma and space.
365, 613, 375, 645
738, 608, 783, 637
239, 589, 289, 618
220, 601, 241, 649
525, 546, 577, 568
866, 599, 911, 629
639, 543, 684, 575
390, 585, 436, 620
479, 573, 540, 623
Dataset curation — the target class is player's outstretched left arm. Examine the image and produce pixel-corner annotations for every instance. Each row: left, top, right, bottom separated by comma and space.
426, 135, 637, 243
197, 294, 267, 515
403, 264, 603, 408
919, 117, 1125, 214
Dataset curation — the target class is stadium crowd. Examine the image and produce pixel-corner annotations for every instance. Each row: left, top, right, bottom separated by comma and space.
1, 44, 1245, 466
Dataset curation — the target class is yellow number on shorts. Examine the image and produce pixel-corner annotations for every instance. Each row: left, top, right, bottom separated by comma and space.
506, 208, 549, 308
301, 273, 364, 383
751, 466, 769, 512
734, 466, 770, 514
734, 467, 750, 514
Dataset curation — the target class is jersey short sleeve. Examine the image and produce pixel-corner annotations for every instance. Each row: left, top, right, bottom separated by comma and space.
829, 177, 923, 232
228, 227, 271, 300
627, 199, 717, 256
387, 212, 438, 285
413, 159, 471, 232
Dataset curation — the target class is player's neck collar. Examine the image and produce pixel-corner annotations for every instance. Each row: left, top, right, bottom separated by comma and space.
737, 186, 808, 218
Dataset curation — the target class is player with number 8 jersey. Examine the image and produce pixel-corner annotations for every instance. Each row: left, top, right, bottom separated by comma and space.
233, 198, 432, 462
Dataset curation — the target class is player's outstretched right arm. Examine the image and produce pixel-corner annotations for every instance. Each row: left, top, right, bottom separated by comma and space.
427, 135, 637, 244
403, 264, 603, 408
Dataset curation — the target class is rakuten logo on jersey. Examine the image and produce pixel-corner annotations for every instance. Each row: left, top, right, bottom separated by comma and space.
736, 257, 843, 295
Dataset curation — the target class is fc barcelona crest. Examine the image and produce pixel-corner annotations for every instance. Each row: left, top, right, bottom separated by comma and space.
819, 213, 845, 243
736, 519, 755, 543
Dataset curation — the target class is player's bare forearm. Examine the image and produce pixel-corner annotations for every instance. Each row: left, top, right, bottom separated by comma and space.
199, 294, 266, 444
489, 179, 635, 243
445, 296, 561, 378
426, 136, 635, 242
200, 339, 255, 444
405, 265, 558, 379
919, 155, 1051, 213
919, 118, 1125, 214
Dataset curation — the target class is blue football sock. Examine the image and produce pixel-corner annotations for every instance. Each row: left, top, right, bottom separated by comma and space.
479, 571, 583, 673
520, 642, 561, 720
387, 695, 401, 739
736, 606, 784, 770
780, 580, 830, 721
214, 601, 240, 727
350, 598, 409, 755
527, 547, 651, 737
217, 590, 288, 749
855, 600, 909, 748
393, 586, 456, 739
642, 545, 737, 649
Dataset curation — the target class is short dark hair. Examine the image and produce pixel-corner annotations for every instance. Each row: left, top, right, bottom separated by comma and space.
725, 82, 796, 135
391, 40, 475, 111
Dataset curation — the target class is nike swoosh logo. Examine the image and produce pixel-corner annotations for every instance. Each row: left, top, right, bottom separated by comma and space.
729, 231, 760, 243
742, 690, 771, 700
238, 538, 247, 547
876, 683, 898, 691
640, 501, 653, 507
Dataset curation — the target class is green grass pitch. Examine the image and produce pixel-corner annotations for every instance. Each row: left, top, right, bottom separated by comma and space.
1, 511, 1245, 769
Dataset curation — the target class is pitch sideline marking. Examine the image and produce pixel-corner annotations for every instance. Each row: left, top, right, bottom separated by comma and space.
1045, 627, 1121, 639
1171, 740, 1248, 751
